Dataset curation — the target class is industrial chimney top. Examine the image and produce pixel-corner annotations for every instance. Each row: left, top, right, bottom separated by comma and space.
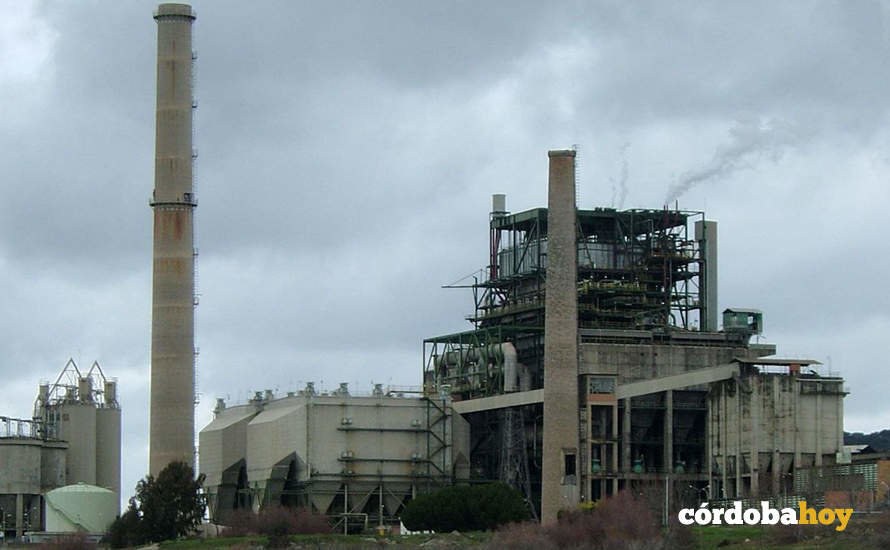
154, 3, 195, 20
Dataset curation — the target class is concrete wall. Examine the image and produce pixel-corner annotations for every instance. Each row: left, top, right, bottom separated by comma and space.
0, 439, 67, 538
200, 404, 259, 488
40, 443, 67, 491
247, 400, 306, 485
709, 373, 845, 498
0, 440, 43, 494
581, 341, 770, 383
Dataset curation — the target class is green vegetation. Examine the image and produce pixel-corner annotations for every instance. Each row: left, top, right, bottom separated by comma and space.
845, 428, 890, 451
140, 517, 890, 550
106, 461, 206, 548
400, 482, 529, 532
105, 490, 889, 550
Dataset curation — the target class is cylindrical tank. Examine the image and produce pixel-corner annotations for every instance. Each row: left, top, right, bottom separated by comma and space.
0, 440, 42, 494
95, 407, 121, 506
45, 483, 118, 534
78, 377, 93, 402
104, 380, 117, 405
40, 442, 68, 491
492, 193, 506, 214
58, 403, 97, 485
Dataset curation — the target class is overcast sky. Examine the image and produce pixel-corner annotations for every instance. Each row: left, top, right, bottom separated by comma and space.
2, 0, 889, 505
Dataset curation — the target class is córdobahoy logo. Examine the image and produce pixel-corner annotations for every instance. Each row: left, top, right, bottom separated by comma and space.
678, 501, 853, 532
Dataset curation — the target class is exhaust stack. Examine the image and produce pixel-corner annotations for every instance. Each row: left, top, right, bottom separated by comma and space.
149, 3, 197, 475
541, 150, 581, 523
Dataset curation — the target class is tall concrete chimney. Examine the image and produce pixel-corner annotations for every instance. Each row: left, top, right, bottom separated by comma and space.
150, 3, 196, 475
541, 150, 580, 523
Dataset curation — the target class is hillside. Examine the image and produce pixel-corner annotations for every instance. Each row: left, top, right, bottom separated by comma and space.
845, 429, 890, 451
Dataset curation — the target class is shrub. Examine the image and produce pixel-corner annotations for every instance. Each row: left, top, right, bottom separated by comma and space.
871, 511, 890, 548
663, 523, 698, 550
768, 522, 804, 545
487, 490, 661, 550
487, 522, 558, 550
137, 461, 206, 542
105, 461, 206, 547
219, 508, 256, 538
105, 506, 144, 549
35, 533, 96, 550
401, 483, 529, 532
221, 506, 330, 542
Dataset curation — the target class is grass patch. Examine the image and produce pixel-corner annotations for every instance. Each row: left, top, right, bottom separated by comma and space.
693, 524, 766, 548
159, 532, 491, 549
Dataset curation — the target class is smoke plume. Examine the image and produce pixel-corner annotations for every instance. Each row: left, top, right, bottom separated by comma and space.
664, 117, 802, 204
617, 142, 630, 209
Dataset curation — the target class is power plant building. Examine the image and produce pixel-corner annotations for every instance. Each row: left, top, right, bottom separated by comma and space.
423, 150, 847, 523
200, 385, 469, 531
0, 360, 121, 539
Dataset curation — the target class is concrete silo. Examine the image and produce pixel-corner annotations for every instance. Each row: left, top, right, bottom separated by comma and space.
57, 396, 97, 487
0, 420, 58, 539
95, 380, 121, 499
36, 360, 121, 503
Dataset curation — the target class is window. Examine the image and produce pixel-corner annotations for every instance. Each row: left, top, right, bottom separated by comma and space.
588, 377, 616, 394
563, 452, 577, 485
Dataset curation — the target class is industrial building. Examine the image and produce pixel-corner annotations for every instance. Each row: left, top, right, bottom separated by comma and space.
0, 359, 121, 539
422, 150, 847, 523
199, 384, 469, 532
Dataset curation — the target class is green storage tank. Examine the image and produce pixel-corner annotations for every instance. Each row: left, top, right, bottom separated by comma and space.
44, 483, 117, 534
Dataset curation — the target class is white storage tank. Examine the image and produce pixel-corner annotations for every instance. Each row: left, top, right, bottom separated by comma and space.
44, 483, 117, 534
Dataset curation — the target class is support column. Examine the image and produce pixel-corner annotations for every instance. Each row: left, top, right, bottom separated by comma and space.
612, 403, 619, 494
815, 390, 823, 468
721, 386, 728, 498
794, 379, 801, 470
622, 399, 632, 472
837, 387, 844, 454
664, 390, 673, 474
706, 395, 712, 500
772, 376, 781, 497
15, 493, 23, 539
735, 383, 742, 498
751, 378, 760, 497
541, 149, 580, 524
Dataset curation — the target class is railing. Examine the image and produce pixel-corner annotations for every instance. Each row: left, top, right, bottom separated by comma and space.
0, 416, 41, 439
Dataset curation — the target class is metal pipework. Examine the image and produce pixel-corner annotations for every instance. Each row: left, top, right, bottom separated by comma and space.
433, 343, 523, 393
149, 2, 197, 476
